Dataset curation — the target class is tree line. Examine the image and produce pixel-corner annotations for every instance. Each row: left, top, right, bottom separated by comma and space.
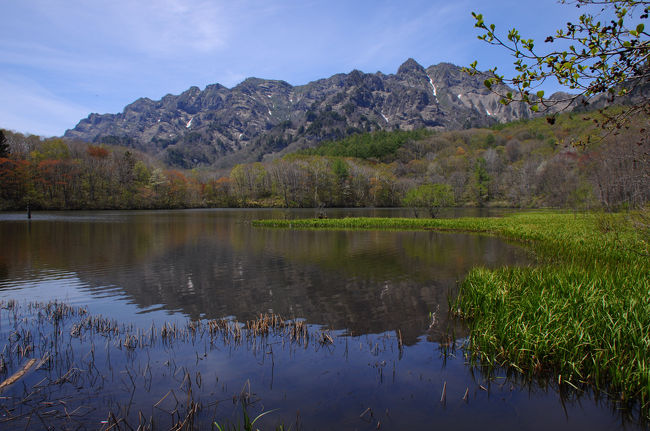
0, 130, 205, 210
225, 110, 647, 211
0, 109, 647, 213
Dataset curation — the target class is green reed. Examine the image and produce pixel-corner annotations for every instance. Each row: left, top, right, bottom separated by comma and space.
254, 211, 650, 414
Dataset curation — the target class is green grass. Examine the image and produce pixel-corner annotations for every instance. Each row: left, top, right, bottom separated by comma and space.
253, 212, 650, 414
214, 404, 285, 431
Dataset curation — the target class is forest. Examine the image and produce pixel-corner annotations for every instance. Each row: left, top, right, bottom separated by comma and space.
0, 108, 647, 212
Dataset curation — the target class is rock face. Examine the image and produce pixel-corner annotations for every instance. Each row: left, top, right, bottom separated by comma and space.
65, 59, 539, 168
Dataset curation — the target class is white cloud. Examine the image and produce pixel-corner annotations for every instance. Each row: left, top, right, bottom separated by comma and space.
0, 75, 91, 137
84, 0, 230, 56
9, 0, 231, 60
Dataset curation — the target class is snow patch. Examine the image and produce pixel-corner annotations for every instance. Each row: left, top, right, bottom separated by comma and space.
485, 109, 492, 116
428, 76, 437, 98
267, 95, 272, 98
238, 133, 244, 139
457, 94, 462, 100
186, 117, 193, 128
268, 109, 272, 116
381, 112, 389, 123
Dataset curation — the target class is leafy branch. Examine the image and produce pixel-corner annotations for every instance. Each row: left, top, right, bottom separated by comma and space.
464, 0, 649, 125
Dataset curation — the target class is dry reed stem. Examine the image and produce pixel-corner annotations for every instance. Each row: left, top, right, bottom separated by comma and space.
0, 358, 36, 391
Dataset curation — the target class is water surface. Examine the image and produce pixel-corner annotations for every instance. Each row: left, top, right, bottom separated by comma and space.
0, 209, 642, 429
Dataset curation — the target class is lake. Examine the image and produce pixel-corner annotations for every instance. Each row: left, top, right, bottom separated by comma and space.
0, 209, 642, 430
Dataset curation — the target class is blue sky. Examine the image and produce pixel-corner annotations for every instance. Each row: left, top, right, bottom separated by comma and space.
1, 0, 584, 137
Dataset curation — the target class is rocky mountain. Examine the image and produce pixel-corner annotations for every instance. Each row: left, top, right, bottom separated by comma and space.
64, 59, 546, 169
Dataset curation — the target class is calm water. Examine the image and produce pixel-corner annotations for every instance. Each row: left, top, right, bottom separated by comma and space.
0, 209, 642, 430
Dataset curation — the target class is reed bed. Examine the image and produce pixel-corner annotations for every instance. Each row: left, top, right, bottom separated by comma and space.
254, 211, 650, 416
0, 300, 360, 429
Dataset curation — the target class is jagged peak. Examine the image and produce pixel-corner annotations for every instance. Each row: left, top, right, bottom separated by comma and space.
124, 97, 155, 112
236, 77, 265, 87
205, 83, 225, 89
347, 69, 365, 85
397, 58, 426, 76
184, 86, 201, 93
235, 77, 294, 91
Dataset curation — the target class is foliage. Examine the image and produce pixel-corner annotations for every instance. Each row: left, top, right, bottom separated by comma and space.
0, 132, 209, 210
331, 158, 349, 181
452, 212, 649, 417
302, 129, 432, 159
87, 145, 109, 159
253, 211, 649, 416
466, 0, 649, 124
470, 157, 490, 205
402, 184, 455, 217
0, 110, 647, 211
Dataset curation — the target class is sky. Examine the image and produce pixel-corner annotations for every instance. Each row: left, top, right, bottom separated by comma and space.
0, 0, 586, 137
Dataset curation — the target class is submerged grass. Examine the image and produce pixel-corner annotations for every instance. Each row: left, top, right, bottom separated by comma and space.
254, 211, 650, 415
0, 301, 340, 429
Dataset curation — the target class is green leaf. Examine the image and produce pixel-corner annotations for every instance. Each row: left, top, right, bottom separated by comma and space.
636, 23, 644, 34
536, 90, 545, 98
484, 79, 493, 89
531, 104, 539, 112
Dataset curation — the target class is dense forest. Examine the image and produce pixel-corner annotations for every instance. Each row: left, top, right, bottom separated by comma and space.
0, 108, 647, 212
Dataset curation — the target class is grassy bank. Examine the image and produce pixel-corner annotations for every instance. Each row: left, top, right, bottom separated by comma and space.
254, 212, 650, 414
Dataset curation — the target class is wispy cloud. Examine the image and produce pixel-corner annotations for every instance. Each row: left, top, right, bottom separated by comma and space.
0, 74, 91, 137
9, 0, 231, 60
109, 0, 230, 56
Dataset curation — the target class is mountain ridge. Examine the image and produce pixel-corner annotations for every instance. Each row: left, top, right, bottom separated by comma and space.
64, 59, 546, 169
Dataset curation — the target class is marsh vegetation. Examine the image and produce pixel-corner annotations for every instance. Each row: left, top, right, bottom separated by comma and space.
255, 211, 650, 419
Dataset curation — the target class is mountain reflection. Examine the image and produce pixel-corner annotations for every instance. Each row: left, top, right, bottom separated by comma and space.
0, 209, 530, 343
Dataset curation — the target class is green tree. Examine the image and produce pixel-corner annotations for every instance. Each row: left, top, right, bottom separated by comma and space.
331, 158, 349, 181
466, 1, 649, 125
403, 184, 455, 218
470, 158, 491, 206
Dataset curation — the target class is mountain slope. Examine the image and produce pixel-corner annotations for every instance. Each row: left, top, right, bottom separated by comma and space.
64, 59, 540, 169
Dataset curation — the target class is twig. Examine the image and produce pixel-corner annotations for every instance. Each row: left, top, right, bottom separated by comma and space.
0, 359, 37, 391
